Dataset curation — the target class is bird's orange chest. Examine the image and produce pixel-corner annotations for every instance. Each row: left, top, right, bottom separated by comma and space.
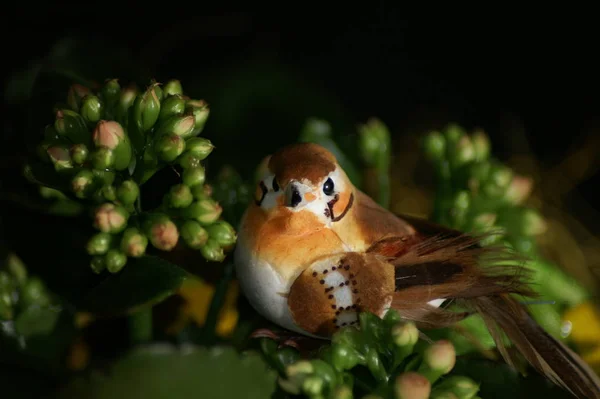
241, 205, 347, 280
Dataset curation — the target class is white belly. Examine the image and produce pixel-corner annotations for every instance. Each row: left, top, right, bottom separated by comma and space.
233, 232, 316, 336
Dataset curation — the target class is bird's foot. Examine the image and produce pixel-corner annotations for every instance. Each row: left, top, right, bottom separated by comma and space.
249, 328, 321, 352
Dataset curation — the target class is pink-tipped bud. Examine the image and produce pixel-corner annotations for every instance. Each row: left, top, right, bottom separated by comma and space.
93, 203, 129, 234
394, 372, 431, 399
93, 120, 125, 150
505, 175, 533, 205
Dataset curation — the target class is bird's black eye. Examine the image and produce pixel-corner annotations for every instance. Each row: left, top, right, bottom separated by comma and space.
323, 178, 335, 196
272, 179, 279, 192
290, 189, 302, 207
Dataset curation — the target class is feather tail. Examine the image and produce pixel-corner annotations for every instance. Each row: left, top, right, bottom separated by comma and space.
469, 294, 600, 399
368, 226, 600, 398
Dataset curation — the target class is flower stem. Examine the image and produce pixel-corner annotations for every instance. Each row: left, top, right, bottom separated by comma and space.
200, 260, 234, 344
129, 306, 153, 345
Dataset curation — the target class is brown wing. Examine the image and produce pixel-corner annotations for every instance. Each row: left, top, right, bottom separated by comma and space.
352, 190, 417, 242
287, 252, 395, 337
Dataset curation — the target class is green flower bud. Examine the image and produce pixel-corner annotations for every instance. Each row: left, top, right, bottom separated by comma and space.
158, 94, 186, 122
67, 83, 90, 112
93, 203, 129, 234
158, 113, 196, 139
274, 347, 301, 372
182, 166, 206, 187
117, 85, 138, 121
358, 118, 390, 166
191, 184, 213, 200
117, 180, 140, 206
178, 152, 202, 169
200, 238, 225, 262
86, 232, 113, 255
164, 79, 183, 97
0, 297, 12, 320
101, 185, 117, 202
332, 386, 352, 399
418, 340, 456, 383
54, 109, 91, 146
152, 83, 163, 101
453, 136, 475, 166
20, 277, 50, 308
81, 95, 104, 123
91, 147, 115, 170
504, 175, 533, 205
101, 79, 121, 108
167, 184, 194, 208
471, 212, 497, 233
7, 254, 27, 286
471, 130, 490, 161
431, 376, 479, 399
70, 144, 89, 165
120, 228, 148, 257
105, 249, 127, 273
521, 208, 547, 236
93, 169, 116, 185
185, 137, 214, 160
450, 190, 470, 228
0, 271, 15, 295
180, 220, 209, 249
92, 120, 132, 170
144, 214, 179, 251
47, 145, 73, 171
331, 342, 361, 371
302, 376, 323, 396
184, 199, 222, 225
90, 255, 106, 274
135, 84, 161, 132
186, 100, 210, 135
206, 221, 237, 247
394, 372, 431, 399
482, 165, 513, 198
423, 131, 446, 162
443, 123, 466, 144
71, 169, 97, 198
155, 133, 186, 162
392, 321, 419, 346
365, 347, 387, 382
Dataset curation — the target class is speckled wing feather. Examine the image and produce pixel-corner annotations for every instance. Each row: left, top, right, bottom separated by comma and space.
287, 252, 395, 337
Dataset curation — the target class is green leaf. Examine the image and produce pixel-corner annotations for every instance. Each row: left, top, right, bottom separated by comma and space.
80, 255, 189, 315
58, 345, 278, 399
450, 357, 573, 399
14, 305, 61, 338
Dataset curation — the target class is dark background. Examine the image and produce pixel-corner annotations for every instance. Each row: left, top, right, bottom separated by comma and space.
2, 8, 600, 242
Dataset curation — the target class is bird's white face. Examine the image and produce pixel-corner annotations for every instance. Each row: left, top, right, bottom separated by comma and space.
254, 167, 354, 228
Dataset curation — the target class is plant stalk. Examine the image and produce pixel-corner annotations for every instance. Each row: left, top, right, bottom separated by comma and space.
129, 306, 153, 345
200, 260, 234, 344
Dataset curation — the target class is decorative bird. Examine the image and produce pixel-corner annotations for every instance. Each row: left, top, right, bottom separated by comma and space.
234, 142, 600, 399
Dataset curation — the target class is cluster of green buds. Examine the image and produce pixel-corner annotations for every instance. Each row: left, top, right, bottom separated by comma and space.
0, 253, 59, 338
422, 123, 544, 246
30, 78, 236, 274
421, 124, 589, 349
259, 310, 480, 399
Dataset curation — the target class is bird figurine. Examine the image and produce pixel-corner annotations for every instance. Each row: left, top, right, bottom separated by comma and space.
234, 142, 600, 399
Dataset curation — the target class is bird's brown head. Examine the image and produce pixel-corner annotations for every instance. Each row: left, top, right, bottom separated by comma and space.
253, 143, 355, 226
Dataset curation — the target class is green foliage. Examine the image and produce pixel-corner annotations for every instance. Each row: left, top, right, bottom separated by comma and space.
259, 310, 480, 399
421, 125, 589, 351
57, 345, 278, 399
2, 37, 593, 398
